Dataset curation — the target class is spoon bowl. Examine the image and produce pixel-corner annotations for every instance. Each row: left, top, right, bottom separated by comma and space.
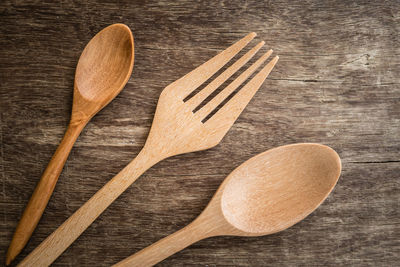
73, 23, 134, 121
115, 143, 341, 267
220, 143, 341, 235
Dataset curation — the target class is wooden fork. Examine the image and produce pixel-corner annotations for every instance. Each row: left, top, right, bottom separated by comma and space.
18, 32, 278, 267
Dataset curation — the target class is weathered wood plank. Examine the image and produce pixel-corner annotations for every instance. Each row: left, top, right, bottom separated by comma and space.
1, 0, 399, 266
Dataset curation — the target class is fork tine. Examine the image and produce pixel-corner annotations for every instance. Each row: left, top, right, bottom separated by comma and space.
195, 49, 273, 121
170, 32, 256, 98
205, 56, 279, 127
186, 41, 265, 109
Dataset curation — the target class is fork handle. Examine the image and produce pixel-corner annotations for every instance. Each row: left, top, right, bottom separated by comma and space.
113, 220, 209, 267
7, 121, 85, 265
17, 147, 160, 267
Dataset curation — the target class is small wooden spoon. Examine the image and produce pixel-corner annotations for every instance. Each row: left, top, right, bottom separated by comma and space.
6, 23, 134, 265
114, 143, 341, 267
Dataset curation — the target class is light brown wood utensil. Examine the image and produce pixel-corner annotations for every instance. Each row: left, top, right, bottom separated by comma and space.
6, 23, 134, 265
18, 32, 278, 266
114, 143, 341, 267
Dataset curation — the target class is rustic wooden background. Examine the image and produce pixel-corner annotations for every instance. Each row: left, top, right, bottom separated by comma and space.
1, 0, 399, 266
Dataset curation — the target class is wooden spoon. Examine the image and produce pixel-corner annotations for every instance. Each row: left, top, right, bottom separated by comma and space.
6, 23, 134, 265
114, 143, 341, 267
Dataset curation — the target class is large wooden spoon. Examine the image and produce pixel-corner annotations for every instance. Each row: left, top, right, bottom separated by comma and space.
6, 23, 134, 265
114, 143, 341, 266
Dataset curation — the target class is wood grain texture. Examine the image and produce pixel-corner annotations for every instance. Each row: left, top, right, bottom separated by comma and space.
0, 0, 399, 266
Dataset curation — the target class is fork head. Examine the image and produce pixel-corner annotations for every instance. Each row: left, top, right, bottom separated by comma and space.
144, 33, 279, 158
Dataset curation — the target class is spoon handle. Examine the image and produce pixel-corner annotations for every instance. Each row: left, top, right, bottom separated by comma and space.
6, 122, 85, 265
17, 147, 160, 267
114, 221, 207, 267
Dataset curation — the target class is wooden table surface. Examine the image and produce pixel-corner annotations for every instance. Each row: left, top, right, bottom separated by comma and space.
1, 0, 399, 266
